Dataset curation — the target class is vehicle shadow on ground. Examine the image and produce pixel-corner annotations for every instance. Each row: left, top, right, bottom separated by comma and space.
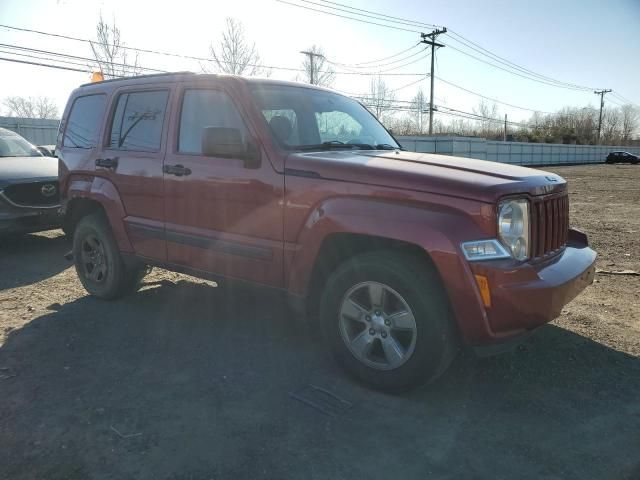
0, 231, 70, 289
1, 278, 639, 480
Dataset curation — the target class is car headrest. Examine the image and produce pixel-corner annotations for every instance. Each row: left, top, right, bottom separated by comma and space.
269, 115, 293, 144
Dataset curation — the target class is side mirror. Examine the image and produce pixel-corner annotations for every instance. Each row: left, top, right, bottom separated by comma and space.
201, 127, 260, 169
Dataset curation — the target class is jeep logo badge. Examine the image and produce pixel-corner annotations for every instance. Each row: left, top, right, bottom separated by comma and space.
41, 184, 57, 197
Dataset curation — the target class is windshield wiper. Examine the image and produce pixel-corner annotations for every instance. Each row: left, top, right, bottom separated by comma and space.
375, 143, 399, 150
296, 141, 358, 151
293, 141, 400, 152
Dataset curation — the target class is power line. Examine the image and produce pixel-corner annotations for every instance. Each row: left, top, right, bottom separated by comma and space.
294, 0, 430, 31
274, 0, 421, 33
13, 41, 438, 82
445, 30, 597, 91
357, 101, 533, 128
445, 43, 597, 92
434, 75, 592, 116
326, 50, 431, 74
347, 43, 421, 66
0, 43, 166, 73
613, 93, 635, 104
0, 23, 427, 77
341, 76, 429, 101
611, 92, 639, 108
0, 48, 95, 69
0, 56, 92, 74
315, 0, 440, 29
607, 97, 626, 108
437, 105, 534, 128
329, 45, 426, 69
389, 76, 428, 93
284, 1, 600, 93
2, 45, 612, 126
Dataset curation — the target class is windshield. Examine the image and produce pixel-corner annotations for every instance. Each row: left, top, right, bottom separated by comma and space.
0, 133, 43, 157
250, 84, 400, 151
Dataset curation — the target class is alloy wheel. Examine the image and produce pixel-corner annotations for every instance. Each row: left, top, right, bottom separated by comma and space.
338, 281, 418, 370
80, 234, 108, 282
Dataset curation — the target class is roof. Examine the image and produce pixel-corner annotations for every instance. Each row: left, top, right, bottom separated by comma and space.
76, 71, 342, 96
79, 71, 196, 87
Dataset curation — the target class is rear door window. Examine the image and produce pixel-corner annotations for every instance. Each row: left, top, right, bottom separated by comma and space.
109, 90, 169, 151
178, 89, 247, 154
63, 94, 106, 149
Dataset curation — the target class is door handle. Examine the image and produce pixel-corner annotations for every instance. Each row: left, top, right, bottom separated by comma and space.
163, 164, 192, 176
95, 157, 119, 169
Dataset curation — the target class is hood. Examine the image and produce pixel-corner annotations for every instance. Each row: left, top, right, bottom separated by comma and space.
0, 156, 58, 188
285, 150, 566, 202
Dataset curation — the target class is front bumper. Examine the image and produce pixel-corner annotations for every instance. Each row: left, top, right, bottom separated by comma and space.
0, 196, 62, 235
468, 229, 596, 349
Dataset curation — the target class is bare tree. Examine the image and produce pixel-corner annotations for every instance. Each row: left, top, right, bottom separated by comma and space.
620, 104, 638, 144
90, 14, 141, 79
436, 117, 475, 136
299, 45, 335, 87
473, 100, 500, 138
363, 76, 395, 120
204, 18, 267, 76
410, 89, 428, 134
3, 96, 59, 119
383, 114, 414, 135
601, 107, 622, 145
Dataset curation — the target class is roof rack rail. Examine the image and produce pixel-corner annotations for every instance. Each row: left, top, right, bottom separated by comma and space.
80, 71, 195, 87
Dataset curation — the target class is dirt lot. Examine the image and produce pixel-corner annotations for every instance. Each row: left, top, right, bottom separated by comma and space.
1, 164, 639, 480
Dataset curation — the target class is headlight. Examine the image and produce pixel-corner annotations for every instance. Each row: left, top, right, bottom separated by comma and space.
498, 199, 530, 260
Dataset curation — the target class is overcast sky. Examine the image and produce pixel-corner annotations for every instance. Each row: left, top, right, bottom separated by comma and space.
1, 0, 638, 123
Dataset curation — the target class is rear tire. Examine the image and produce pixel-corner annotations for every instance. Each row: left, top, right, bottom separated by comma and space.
320, 251, 458, 392
73, 212, 148, 299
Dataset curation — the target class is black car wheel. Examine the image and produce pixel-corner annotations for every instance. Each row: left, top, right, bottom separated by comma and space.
73, 212, 148, 299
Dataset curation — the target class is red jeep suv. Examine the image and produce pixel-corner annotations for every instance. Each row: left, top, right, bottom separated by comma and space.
57, 73, 596, 391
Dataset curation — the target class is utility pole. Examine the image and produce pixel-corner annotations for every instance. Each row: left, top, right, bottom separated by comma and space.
300, 50, 323, 85
420, 27, 446, 135
594, 89, 612, 144
504, 114, 507, 141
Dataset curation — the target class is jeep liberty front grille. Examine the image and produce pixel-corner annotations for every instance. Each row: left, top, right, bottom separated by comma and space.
530, 193, 569, 258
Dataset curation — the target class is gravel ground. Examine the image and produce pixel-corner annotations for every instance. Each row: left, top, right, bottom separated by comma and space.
0, 164, 638, 480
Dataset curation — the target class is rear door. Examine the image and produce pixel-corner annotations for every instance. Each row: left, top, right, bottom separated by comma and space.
59, 92, 108, 198
98, 85, 173, 260
162, 82, 284, 287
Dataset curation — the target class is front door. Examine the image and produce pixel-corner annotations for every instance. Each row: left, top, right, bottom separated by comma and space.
98, 86, 173, 260
163, 85, 284, 287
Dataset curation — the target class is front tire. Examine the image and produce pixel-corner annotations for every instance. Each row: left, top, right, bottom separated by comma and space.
73, 212, 148, 299
320, 251, 458, 392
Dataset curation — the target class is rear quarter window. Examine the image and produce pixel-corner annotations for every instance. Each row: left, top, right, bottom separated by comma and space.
63, 94, 107, 149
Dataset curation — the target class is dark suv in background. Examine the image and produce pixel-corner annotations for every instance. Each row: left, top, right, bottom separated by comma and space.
0, 127, 61, 236
606, 151, 639, 164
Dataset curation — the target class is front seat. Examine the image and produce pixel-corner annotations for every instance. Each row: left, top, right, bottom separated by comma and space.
269, 115, 293, 145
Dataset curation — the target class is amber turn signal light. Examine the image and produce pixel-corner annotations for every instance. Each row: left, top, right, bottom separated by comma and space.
474, 274, 491, 308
